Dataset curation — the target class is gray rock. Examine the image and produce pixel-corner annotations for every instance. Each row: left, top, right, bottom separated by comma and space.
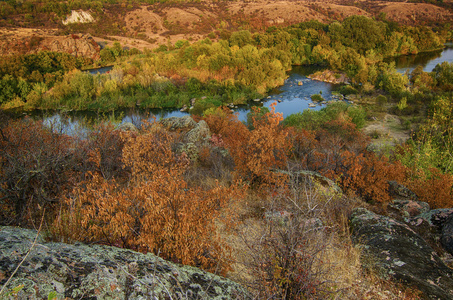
160, 116, 197, 131
388, 181, 418, 200
442, 215, 453, 256
116, 122, 138, 132
350, 208, 453, 300
0, 226, 250, 300
418, 208, 453, 228
389, 199, 430, 218
185, 120, 211, 144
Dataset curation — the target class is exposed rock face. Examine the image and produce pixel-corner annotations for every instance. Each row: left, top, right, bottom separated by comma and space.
0, 34, 101, 60
63, 10, 95, 26
442, 215, 453, 256
350, 208, 453, 299
185, 120, 211, 144
389, 199, 430, 219
0, 226, 250, 300
418, 209, 453, 228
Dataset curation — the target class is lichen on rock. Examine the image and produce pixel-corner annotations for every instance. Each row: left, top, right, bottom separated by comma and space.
350, 208, 453, 299
0, 226, 250, 300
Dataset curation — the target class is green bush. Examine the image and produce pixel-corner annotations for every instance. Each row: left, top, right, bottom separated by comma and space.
311, 94, 324, 102
284, 102, 367, 130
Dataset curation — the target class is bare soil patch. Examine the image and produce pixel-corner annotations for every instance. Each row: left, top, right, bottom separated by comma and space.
227, 1, 326, 24
380, 3, 453, 25
362, 114, 411, 151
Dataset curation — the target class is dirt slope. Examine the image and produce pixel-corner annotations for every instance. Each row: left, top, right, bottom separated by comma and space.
0, 0, 451, 54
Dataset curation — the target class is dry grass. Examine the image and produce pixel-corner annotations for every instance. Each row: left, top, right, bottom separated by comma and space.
218, 174, 422, 299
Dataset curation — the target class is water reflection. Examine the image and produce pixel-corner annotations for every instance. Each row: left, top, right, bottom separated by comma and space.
392, 44, 453, 73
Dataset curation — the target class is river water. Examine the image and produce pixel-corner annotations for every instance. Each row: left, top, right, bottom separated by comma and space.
40, 45, 453, 134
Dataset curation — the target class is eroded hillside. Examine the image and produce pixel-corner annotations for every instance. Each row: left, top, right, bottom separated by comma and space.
0, 0, 451, 54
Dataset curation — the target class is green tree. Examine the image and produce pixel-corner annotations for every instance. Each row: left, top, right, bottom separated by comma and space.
341, 16, 386, 55
433, 62, 453, 91
229, 30, 253, 48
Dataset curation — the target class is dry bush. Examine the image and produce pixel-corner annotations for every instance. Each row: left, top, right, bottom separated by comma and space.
202, 106, 250, 151
230, 173, 362, 299
84, 122, 129, 180
404, 167, 453, 209
52, 121, 246, 275
335, 152, 407, 204
0, 118, 78, 227
186, 139, 236, 187
286, 119, 410, 206
235, 104, 290, 188
227, 172, 422, 299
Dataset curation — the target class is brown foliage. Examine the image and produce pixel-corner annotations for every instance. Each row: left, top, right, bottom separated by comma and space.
404, 168, 453, 209
0, 118, 78, 226
336, 151, 406, 203
52, 122, 245, 274
286, 118, 409, 205
202, 106, 249, 150
85, 122, 128, 180
204, 104, 290, 188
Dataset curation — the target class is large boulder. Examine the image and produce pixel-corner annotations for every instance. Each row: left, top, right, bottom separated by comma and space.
185, 120, 211, 144
160, 115, 197, 131
418, 208, 453, 228
162, 116, 212, 160
442, 215, 453, 256
389, 199, 430, 219
0, 226, 250, 300
350, 208, 453, 299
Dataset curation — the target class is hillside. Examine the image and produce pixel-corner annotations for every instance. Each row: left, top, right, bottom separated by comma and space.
0, 0, 452, 53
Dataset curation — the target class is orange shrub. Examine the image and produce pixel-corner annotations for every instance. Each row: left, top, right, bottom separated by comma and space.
235, 104, 290, 187
404, 168, 453, 209
53, 122, 246, 275
0, 118, 78, 226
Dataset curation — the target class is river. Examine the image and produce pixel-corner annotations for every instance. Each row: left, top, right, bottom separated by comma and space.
40, 45, 453, 134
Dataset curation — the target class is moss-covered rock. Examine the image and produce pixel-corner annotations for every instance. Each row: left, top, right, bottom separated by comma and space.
350, 208, 453, 299
0, 226, 250, 300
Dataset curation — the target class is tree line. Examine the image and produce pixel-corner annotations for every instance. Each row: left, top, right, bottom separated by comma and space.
0, 16, 449, 111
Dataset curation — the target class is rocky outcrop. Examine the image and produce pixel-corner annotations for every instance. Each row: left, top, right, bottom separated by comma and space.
350, 208, 453, 299
160, 115, 197, 131
308, 70, 349, 84
442, 215, 453, 256
389, 199, 430, 219
116, 122, 138, 132
63, 10, 95, 26
161, 116, 212, 160
185, 120, 211, 144
0, 226, 250, 300
0, 34, 101, 60
388, 180, 418, 201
